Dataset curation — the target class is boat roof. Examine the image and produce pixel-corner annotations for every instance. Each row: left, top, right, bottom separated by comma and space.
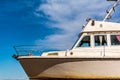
82, 20, 120, 33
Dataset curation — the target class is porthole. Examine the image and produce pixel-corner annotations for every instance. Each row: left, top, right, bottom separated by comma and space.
70, 52, 73, 55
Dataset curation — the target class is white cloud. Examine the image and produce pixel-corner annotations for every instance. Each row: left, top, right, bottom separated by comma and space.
35, 0, 113, 50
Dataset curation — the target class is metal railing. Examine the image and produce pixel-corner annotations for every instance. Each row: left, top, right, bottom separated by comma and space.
13, 45, 62, 57
13, 45, 46, 56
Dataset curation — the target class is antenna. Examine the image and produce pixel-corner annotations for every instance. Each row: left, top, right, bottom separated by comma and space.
103, 0, 119, 21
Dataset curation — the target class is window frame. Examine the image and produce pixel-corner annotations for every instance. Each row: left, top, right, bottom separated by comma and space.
94, 35, 107, 47
110, 34, 120, 46
76, 34, 91, 48
93, 34, 108, 47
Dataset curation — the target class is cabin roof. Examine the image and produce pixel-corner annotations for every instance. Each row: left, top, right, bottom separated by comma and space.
82, 20, 120, 33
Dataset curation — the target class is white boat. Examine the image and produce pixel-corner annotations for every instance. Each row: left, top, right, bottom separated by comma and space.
13, 0, 120, 80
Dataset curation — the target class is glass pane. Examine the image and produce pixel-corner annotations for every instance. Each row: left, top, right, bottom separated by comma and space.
94, 35, 107, 46
111, 35, 120, 45
77, 36, 90, 47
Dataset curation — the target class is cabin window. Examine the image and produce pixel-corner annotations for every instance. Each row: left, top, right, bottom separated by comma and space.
77, 36, 90, 47
94, 35, 107, 46
111, 35, 120, 45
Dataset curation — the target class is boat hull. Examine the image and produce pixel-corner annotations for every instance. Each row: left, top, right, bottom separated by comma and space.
18, 57, 120, 79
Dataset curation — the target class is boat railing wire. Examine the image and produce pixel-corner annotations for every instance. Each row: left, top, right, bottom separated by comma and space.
13, 45, 63, 56
13, 45, 44, 56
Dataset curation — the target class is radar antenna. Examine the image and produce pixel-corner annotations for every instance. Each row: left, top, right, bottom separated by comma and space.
103, 0, 119, 21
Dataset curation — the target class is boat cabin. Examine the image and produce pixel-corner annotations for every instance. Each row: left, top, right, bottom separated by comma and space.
70, 20, 120, 57
73, 20, 120, 48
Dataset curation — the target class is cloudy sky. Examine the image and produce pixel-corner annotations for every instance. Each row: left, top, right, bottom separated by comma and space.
0, 0, 120, 79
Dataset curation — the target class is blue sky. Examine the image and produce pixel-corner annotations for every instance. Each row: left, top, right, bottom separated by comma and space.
0, 0, 120, 80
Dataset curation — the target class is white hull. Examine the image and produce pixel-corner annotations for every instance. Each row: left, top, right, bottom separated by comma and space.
18, 57, 120, 79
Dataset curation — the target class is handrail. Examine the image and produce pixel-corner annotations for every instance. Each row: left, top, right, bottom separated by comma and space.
13, 45, 61, 56
13, 45, 43, 56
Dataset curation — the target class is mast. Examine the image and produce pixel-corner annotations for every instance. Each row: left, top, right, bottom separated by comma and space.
103, 0, 119, 21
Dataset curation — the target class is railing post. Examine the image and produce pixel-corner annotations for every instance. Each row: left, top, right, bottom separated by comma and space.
103, 45, 106, 57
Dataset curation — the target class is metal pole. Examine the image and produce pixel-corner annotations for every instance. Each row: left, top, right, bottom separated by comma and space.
103, 0, 119, 21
